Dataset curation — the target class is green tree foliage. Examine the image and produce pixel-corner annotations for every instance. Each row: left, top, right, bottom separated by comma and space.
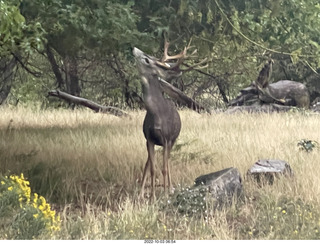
20, 0, 149, 56
0, 0, 44, 105
213, 0, 320, 99
0, 0, 44, 56
2, 0, 320, 108
218, 0, 320, 64
15, 0, 154, 105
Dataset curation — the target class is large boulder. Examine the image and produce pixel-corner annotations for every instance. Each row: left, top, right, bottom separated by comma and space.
194, 167, 243, 208
247, 159, 294, 184
173, 167, 243, 214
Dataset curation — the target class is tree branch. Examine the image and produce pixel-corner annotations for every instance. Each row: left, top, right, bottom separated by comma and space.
158, 78, 211, 114
11, 52, 42, 77
182, 64, 230, 104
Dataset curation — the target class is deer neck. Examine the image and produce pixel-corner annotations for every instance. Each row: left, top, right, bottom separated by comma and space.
142, 74, 168, 113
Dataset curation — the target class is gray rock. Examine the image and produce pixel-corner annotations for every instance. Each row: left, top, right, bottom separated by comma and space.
173, 168, 243, 215
194, 167, 243, 209
247, 159, 293, 184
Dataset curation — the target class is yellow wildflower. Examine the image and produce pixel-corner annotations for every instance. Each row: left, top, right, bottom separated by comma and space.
282, 210, 286, 214
39, 196, 46, 205
2, 173, 61, 233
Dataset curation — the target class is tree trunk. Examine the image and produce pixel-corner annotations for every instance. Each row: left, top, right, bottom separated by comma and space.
64, 55, 81, 97
216, 78, 229, 104
0, 56, 17, 105
111, 54, 133, 108
46, 46, 64, 89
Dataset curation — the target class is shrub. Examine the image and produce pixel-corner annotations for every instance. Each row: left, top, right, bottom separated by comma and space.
0, 173, 60, 239
297, 139, 318, 152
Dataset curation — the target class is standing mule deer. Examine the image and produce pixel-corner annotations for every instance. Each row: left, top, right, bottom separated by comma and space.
229, 60, 310, 109
133, 40, 206, 200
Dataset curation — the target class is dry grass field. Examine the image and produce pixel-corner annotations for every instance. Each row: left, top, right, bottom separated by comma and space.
1, 106, 320, 239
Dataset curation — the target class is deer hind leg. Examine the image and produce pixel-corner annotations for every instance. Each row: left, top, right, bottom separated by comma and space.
162, 142, 172, 195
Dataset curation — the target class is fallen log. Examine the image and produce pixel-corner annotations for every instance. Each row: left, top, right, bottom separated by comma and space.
48, 90, 130, 118
225, 103, 297, 114
158, 78, 211, 114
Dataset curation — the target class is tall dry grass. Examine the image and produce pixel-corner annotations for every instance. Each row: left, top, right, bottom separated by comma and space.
1, 106, 320, 239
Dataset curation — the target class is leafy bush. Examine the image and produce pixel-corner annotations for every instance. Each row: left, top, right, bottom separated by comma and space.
0, 173, 60, 239
162, 184, 211, 217
297, 139, 318, 152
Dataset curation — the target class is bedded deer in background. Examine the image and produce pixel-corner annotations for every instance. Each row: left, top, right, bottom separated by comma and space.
229, 60, 310, 109
133, 40, 207, 200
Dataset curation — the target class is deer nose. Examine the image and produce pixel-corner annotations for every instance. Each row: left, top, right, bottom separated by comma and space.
133, 47, 143, 57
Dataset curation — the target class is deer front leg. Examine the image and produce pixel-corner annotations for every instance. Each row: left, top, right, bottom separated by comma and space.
146, 140, 156, 201
140, 142, 150, 198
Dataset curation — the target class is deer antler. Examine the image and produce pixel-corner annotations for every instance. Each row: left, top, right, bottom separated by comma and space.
180, 58, 208, 72
161, 41, 184, 62
158, 38, 207, 72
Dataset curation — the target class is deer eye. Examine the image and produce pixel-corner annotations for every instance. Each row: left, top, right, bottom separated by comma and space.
144, 58, 150, 64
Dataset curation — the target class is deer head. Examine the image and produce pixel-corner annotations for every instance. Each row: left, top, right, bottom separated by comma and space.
133, 39, 208, 82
